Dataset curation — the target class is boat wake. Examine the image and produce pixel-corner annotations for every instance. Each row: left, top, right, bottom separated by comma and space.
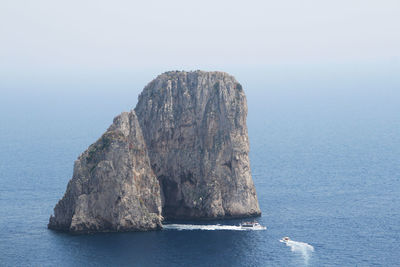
163, 224, 266, 231
280, 238, 314, 264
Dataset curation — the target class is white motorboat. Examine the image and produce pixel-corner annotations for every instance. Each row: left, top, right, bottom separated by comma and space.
279, 236, 291, 243
240, 221, 262, 228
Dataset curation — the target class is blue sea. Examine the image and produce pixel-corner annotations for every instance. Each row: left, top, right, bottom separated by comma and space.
1, 65, 399, 266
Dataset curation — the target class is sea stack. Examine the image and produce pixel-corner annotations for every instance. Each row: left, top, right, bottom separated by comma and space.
49, 70, 260, 233
135, 71, 261, 219
48, 111, 162, 233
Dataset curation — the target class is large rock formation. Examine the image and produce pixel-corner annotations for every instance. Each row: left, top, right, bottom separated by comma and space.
135, 71, 261, 219
48, 111, 162, 233
49, 70, 261, 233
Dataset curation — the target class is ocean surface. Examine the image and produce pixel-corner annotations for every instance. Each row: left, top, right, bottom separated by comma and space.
1, 66, 399, 266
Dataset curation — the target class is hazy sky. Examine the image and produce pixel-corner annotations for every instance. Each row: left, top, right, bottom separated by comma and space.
1, 0, 399, 89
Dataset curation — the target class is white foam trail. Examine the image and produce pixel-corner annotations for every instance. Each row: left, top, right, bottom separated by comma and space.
281, 239, 314, 265
163, 224, 266, 231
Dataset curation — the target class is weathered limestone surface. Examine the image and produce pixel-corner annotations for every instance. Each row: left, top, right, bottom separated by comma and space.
135, 71, 261, 219
48, 111, 162, 233
49, 70, 261, 233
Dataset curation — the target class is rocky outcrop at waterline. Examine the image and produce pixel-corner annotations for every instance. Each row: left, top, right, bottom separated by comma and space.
135, 71, 261, 219
48, 111, 162, 233
49, 70, 260, 233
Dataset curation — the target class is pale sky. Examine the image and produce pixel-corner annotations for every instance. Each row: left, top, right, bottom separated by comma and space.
1, 0, 399, 84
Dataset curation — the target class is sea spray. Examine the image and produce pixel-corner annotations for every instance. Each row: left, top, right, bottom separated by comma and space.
281, 239, 314, 265
163, 224, 266, 231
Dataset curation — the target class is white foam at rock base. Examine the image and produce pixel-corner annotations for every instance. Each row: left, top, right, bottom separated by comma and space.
163, 224, 266, 231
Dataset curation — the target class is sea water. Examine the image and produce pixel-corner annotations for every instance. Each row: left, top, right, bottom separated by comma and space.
0, 66, 399, 266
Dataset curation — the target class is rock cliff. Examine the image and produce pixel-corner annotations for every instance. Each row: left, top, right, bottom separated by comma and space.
49, 70, 260, 233
135, 71, 261, 219
48, 111, 162, 233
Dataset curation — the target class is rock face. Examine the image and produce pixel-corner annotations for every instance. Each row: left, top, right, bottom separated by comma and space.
135, 71, 261, 219
49, 70, 261, 233
48, 111, 162, 233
